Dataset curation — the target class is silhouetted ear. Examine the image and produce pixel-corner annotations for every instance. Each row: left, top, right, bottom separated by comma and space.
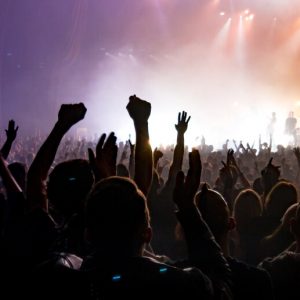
228, 217, 236, 231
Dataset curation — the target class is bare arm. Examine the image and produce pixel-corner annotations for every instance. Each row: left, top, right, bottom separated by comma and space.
126, 95, 153, 196
0, 153, 22, 194
128, 139, 135, 178
167, 111, 190, 185
27, 103, 87, 211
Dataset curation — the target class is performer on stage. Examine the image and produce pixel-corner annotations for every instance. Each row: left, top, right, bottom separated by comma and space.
285, 111, 297, 136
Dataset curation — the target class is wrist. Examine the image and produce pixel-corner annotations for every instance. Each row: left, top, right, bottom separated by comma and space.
134, 119, 148, 127
54, 121, 71, 134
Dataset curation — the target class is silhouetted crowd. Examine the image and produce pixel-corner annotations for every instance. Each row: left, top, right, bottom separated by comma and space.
0, 96, 300, 299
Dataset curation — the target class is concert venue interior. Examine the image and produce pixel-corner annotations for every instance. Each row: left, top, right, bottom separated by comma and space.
1, 0, 300, 148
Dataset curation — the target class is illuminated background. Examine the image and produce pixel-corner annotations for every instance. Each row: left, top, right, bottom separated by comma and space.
1, 0, 300, 148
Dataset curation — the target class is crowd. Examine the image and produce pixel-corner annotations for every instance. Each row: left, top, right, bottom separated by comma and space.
0, 95, 299, 299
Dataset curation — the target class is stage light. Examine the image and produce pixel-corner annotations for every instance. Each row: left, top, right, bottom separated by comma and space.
220, 12, 225, 16
249, 14, 254, 20
245, 16, 250, 21
213, 17, 232, 49
244, 9, 249, 15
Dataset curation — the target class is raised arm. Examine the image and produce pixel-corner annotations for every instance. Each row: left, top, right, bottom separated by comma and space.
173, 149, 232, 299
128, 139, 135, 178
153, 147, 163, 170
227, 149, 250, 189
27, 103, 87, 211
0, 153, 22, 194
167, 111, 190, 185
1, 120, 18, 160
126, 95, 152, 196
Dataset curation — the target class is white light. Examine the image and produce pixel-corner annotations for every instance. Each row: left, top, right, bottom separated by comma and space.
244, 9, 249, 15
249, 14, 254, 20
220, 12, 225, 16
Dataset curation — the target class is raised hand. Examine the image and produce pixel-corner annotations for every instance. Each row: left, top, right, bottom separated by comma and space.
119, 142, 129, 163
226, 149, 235, 166
293, 147, 300, 162
1, 119, 19, 159
173, 149, 201, 209
219, 161, 235, 188
154, 147, 163, 169
126, 95, 151, 124
5, 120, 18, 142
27, 102, 87, 211
175, 111, 191, 134
128, 139, 135, 153
261, 157, 280, 194
88, 132, 118, 181
58, 103, 87, 129
127, 95, 152, 196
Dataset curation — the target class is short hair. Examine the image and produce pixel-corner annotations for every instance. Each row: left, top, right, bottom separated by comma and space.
47, 159, 94, 216
85, 177, 149, 245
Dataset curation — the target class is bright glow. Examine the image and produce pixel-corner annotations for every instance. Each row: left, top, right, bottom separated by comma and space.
236, 13, 245, 64
249, 14, 254, 20
244, 9, 250, 15
220, 12, 225, 16
212, 17, 232, 49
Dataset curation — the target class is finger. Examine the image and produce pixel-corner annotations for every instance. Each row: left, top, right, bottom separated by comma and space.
104, 132, 117, 151
178, 112, 181, 124
96, 134, 106, 156
88, 148, 96, 165
15, 126, 19, 132
186, 116, 191, 124
268, 157, 273, 166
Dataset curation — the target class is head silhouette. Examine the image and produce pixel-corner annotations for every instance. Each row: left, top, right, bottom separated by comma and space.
47, 159, 94, 218
85, 176, 151, 257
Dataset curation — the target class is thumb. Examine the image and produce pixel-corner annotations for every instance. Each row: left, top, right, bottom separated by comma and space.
88, 148, 96, 166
